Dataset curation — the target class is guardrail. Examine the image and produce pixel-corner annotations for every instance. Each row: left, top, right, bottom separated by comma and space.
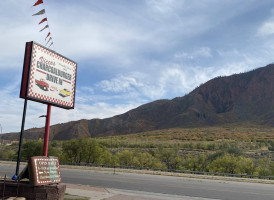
59, 162, 274, 180
1, 158, 273, 180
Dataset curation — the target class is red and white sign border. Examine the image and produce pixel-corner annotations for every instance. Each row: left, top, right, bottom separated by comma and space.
20, 41, 77, 109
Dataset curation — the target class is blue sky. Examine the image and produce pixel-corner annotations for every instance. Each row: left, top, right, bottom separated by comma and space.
1, 0, 274, 133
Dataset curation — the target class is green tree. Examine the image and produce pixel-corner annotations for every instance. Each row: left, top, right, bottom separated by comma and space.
116, 150, 136, 166
196, 154, 208, 172
62, 139, 82, 163
237, 156, 255, 175
85, 139, 103, 164
182, 155, 197, 171
157, 148, 177, 169
135, 152, 151, 167
0, 150, 16, 159
172, 156, 182, 170
21, 140, 43, 160
100, 146, 114, 165
61, 138, 113, 165
209, 154, 238, 174
21, 139, 59, 160
207, 143, 216, 150
226, 145, 243, 157
270, 162, 274, 176
255, 157, 271, 176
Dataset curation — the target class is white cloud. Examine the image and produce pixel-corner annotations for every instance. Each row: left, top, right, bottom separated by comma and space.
217, 49, 241, 57
93, 47, 269, 101
146, 0, 178, 13
257, 21, 274, 36
174, 47, 212, 60
0, 90, 141, 133
97, 74, 143, 93
0, 94, 46, 134
159, 67, 188, 92
256, 9, 274, 37
51, 101, 140, 123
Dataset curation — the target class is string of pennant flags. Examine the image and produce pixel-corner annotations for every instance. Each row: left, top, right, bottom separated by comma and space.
32, 0, 54, 49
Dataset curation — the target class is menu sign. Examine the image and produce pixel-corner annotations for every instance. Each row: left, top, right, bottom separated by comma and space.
28, 156, 61, 186
20, 41, 77, 109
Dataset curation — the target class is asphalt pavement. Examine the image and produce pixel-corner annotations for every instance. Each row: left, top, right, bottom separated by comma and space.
0, 162, 274, 200
60, 167, 274, 200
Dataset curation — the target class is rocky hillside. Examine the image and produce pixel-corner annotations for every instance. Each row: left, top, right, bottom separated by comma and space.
2, 64, 274, 141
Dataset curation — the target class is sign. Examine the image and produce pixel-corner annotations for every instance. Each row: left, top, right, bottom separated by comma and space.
20, 41, 77, 109
28, 156, 61, 186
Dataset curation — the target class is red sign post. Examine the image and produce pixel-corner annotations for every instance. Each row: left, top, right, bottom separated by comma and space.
43, 104, 51, 156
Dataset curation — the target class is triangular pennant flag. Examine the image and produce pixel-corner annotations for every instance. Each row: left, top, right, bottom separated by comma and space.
45, 32, 51, 40
33, 0, 43, 7
46, 37, 52, 45
49, 42, 53, 48
39, 18, 47, 24
40, 25, 49, 32
32, 9, 45, 16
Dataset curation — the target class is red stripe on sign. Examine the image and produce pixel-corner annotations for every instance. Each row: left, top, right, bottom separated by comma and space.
36, 69, 47, 74
63, 79, 71, 84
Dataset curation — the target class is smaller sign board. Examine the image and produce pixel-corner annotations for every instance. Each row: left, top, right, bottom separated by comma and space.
28, 156, 61, 186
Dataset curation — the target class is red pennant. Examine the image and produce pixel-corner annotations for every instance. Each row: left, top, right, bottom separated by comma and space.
39, 18, 47, 24
45, 32, 51, 40
33, 0, 43, 7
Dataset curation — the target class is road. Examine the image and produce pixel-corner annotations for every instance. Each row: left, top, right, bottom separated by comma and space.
1, 163, 274, 200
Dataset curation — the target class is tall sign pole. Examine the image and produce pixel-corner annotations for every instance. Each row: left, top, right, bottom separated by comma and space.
43, 104, 51, 156
12, 42, 32, 180
12, 99, 28, 180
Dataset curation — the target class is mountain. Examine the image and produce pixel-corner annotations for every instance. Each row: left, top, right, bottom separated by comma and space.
2, 64, 274, 141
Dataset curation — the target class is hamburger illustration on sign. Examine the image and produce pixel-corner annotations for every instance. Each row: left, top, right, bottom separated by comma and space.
20, 41, 77, 109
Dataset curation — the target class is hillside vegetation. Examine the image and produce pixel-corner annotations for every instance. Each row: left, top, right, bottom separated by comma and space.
1, 126, 273, 177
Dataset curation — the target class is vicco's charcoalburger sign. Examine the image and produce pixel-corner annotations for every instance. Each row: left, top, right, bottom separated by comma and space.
20, 41, 77, 109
